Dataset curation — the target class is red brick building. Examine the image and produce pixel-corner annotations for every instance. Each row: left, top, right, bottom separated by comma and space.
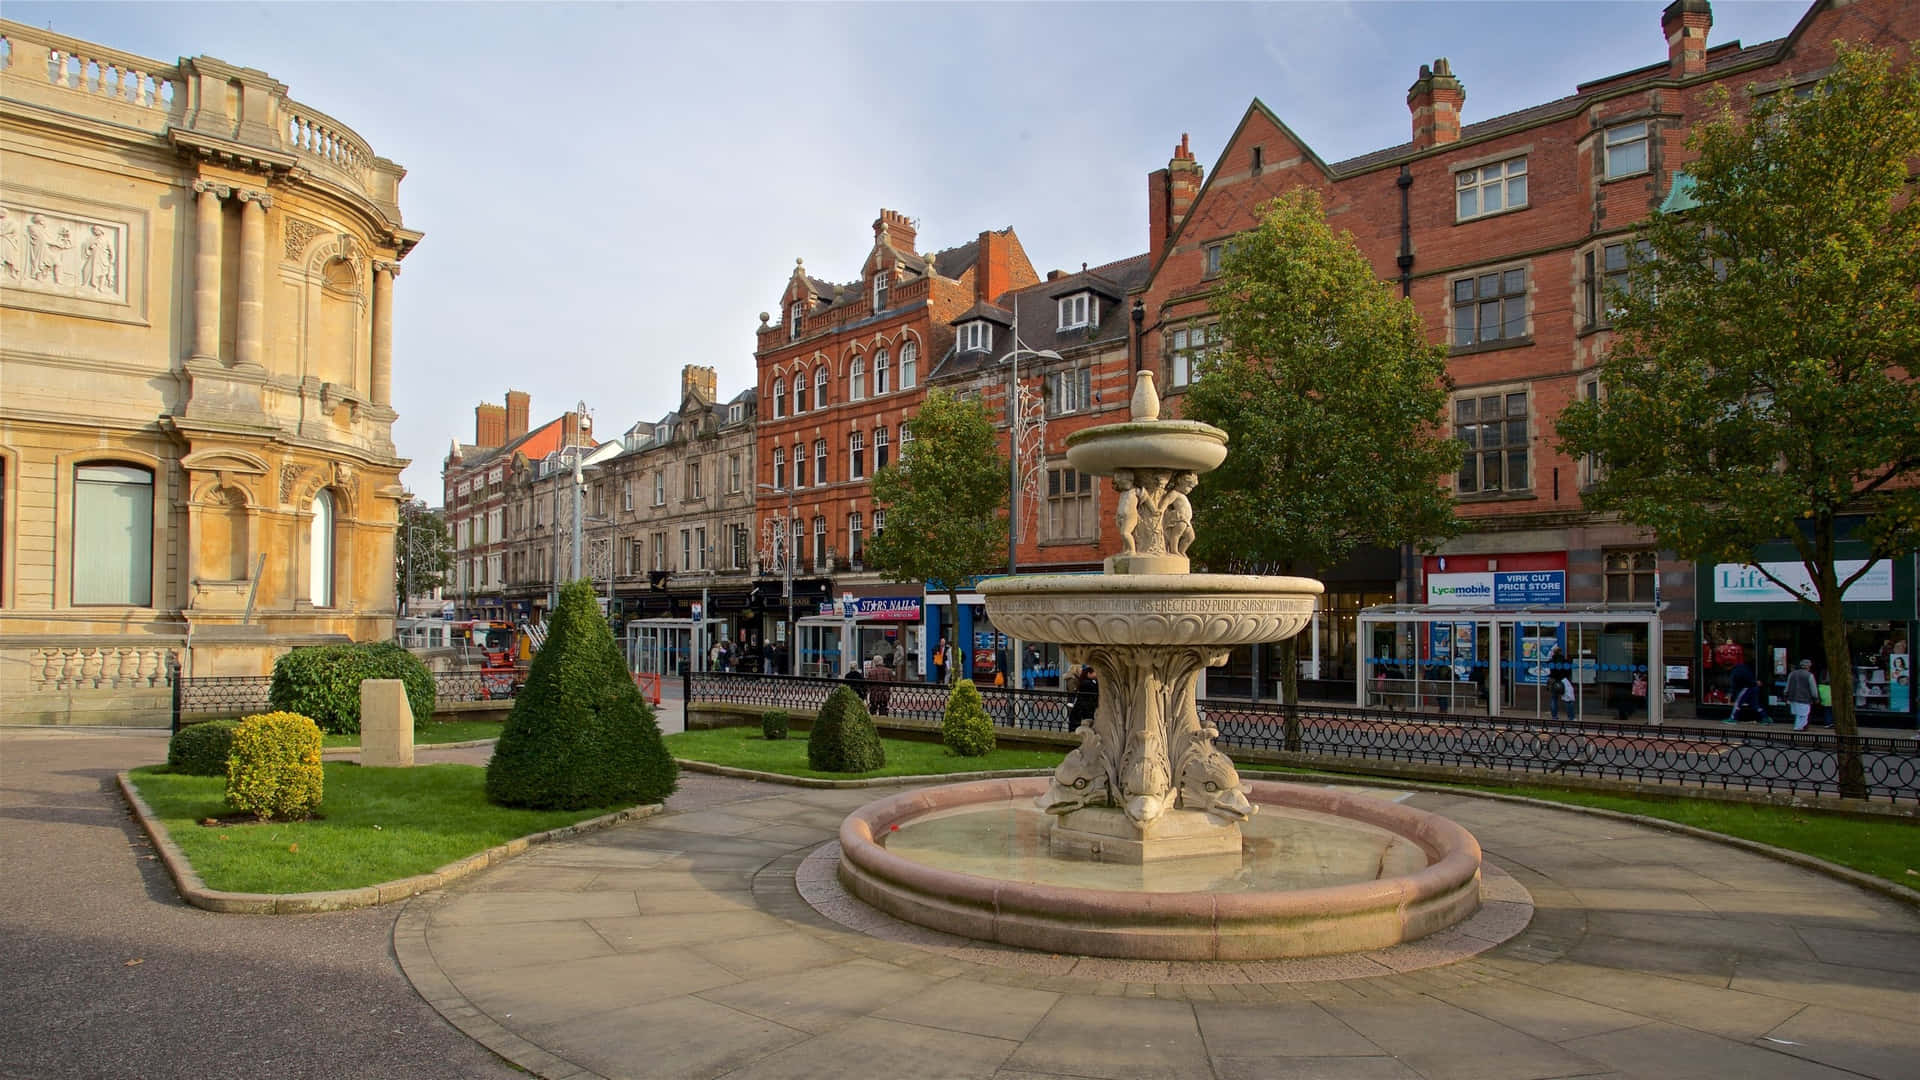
1132, 0, 1917, 707
750, 210, 1038, 675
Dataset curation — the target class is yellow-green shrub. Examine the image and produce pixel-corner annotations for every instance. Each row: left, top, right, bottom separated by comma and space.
226, 711, 325, 821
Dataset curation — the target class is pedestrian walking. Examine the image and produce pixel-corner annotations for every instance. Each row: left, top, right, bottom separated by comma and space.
867, 655, 894, 715
932, 637, 949, 685
1556, 670, 1578, 721
1785, 658, 1818, 731
843, 662, 867, 704
1069, 665, 1099, 731
1726, 659, 1760, 724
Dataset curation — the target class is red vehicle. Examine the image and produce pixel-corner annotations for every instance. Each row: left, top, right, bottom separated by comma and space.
451, 620, 519, 668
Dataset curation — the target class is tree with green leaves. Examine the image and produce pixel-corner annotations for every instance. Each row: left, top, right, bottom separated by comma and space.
1557, 45, 1920, 797
1183, 188, 1461, 745
865, 388, 1009, 678
395, 500, 453, 615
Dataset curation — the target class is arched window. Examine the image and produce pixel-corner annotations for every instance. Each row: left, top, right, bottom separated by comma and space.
874, 349, 891, 395
814, 365, 828, 409
772, 446, 786, 489
309, 489, 335, 607
792, 442, 806, 488
899, 341, 918, 389
850, 354, 866, 400
812, 516, 827, 570
72, 463, 153, 606
772, 377, 786, 418
793, 370, 808, 413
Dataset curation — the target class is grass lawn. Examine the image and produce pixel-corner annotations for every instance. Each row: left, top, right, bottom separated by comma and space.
664, 726, 1065, 780
1477, 783, 1920, 888
128, 763, 629, 894
320, 718, 504, 749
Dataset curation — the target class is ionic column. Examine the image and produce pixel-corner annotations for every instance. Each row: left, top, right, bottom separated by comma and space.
190, 180, 228, 364
236, 189, 272, 370
370, 260, 397, 407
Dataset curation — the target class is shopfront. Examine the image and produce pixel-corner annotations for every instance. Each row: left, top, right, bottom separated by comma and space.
1695, 544, 1915, 727
922, 576, 1079, 688
799, 594, 924, 680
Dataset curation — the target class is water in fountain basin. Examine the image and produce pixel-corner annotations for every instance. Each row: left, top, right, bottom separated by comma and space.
881, 797, 1429, 894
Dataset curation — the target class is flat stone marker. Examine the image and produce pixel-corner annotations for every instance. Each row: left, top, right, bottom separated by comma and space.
360, 679, 414, 767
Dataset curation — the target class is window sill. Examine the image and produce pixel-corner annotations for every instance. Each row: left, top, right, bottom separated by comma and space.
1454, 203, 1531, 226
1575, 321, 1614, 339
1600, 169, 1650, 186
1454, 491, 1538, 504
1449, 335, 1533, 357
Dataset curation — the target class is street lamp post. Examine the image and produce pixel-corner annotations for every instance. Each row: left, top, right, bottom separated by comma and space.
757, 481, 797, 676
1002, 343, 1061, 691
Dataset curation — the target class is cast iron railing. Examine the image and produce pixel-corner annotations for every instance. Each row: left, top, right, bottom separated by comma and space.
685, 670, 1920, 804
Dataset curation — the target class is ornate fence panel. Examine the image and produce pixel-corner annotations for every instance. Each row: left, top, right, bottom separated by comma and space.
687, 671, 1920, 804
176, 670, 515, 717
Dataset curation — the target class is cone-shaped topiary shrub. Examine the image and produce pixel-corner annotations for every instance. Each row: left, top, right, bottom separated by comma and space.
269, 641, 434, 735
761, 709, 789, 740
226, 711, 324, 821
941, 678, 997, 757
486, 579, 678, 809
168, 718, 240, 776
807, 684, 886, 773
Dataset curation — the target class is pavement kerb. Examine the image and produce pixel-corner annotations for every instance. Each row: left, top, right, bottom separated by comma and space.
674, 757, 1054, 788
115, 770, 661, 915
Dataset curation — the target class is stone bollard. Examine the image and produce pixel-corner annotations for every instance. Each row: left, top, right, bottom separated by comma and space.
360, 679, 415, 767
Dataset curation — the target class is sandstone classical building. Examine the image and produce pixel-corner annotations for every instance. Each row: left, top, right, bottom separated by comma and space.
0, 23, 421, 721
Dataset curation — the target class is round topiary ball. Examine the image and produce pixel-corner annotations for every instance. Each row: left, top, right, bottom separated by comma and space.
167, 718, 240, 776
808, 684, 885, 773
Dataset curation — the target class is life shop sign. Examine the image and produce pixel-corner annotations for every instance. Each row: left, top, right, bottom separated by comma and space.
1711, 560, 1893, 604
1427, 571, 1566, 607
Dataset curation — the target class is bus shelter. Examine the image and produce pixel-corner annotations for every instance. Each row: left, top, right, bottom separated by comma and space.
626, 617, 726, 677
1355, 604, 1666, 724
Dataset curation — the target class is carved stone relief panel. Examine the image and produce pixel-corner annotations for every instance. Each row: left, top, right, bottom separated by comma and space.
0, 202, 128, 304
284, 216, 325, 261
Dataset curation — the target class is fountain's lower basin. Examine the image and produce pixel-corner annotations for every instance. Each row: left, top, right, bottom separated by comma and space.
838, 778, 1482, 961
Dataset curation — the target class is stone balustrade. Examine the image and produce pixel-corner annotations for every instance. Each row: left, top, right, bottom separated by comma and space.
283, 99, 377, 190
27, 645, 176, 691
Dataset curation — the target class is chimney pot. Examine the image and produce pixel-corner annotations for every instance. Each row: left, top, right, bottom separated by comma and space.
1408, 57, 1466, 150
1661, 0, 1713, 78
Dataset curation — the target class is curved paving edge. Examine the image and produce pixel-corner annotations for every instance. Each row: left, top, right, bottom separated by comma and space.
115, 770, 662, 915
675, 758, 1055, 788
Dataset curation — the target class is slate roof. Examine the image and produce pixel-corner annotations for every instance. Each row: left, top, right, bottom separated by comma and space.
1327, 32, 1792, 176
930, 253, 1151, 381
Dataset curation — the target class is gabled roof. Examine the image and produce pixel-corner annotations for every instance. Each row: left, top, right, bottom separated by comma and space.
930, 253, 1151, 381
952, 300, 1014, 328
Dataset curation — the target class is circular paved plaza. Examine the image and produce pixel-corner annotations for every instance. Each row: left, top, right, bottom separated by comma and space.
5, 728, 1916, 1080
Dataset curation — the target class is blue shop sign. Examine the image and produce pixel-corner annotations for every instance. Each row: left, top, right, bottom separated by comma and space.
1493, 571, 1565, 606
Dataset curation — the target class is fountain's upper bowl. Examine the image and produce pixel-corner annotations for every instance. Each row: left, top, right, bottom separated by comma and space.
980, 573, 1323, 648
1065, 420, 1228, 478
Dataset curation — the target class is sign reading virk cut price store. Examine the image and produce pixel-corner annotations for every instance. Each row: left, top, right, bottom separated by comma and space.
1426, 571, 1566, 607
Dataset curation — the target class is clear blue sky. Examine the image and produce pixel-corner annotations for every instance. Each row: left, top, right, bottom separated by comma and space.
9, 1, 1808, 495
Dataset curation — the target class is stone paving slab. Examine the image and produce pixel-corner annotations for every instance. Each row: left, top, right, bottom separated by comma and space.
394, 774, 1920, 1080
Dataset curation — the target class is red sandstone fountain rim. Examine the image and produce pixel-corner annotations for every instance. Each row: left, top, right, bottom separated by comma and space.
978, 573, 1325, 596
837, 777, 1483, 960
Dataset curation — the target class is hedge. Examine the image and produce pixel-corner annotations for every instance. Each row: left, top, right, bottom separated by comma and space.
269, 641, 435, 736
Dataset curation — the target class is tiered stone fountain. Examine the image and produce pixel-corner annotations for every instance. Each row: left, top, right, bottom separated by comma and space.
837, 372, 1483, 959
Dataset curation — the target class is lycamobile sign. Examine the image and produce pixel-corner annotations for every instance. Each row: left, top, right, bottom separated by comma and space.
1427, 571, 1566, 607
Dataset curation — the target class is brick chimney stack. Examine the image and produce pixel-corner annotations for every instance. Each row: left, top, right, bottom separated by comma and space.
474, 402, 506, 449
976, 228, 1014, 303
1662, 0, 1713, 78
504, 389, 530, 441
1148, 134, 1205, 267
874, 208, 919, 255
681, 364, 717, 402
1408, 58, 1466, 150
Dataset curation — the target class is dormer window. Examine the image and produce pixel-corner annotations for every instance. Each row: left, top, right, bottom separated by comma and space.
788, 299, 803, 342
728, 403, 743, 424
654, 423, 670, 444
873, 273, 888, 312
958, 321, 992, 352
1058, 293, 1094, 330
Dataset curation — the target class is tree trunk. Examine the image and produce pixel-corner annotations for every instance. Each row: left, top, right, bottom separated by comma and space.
1819, 589, 1867, 799
1279, 636, 1302, 753
946, 586, 963, 685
